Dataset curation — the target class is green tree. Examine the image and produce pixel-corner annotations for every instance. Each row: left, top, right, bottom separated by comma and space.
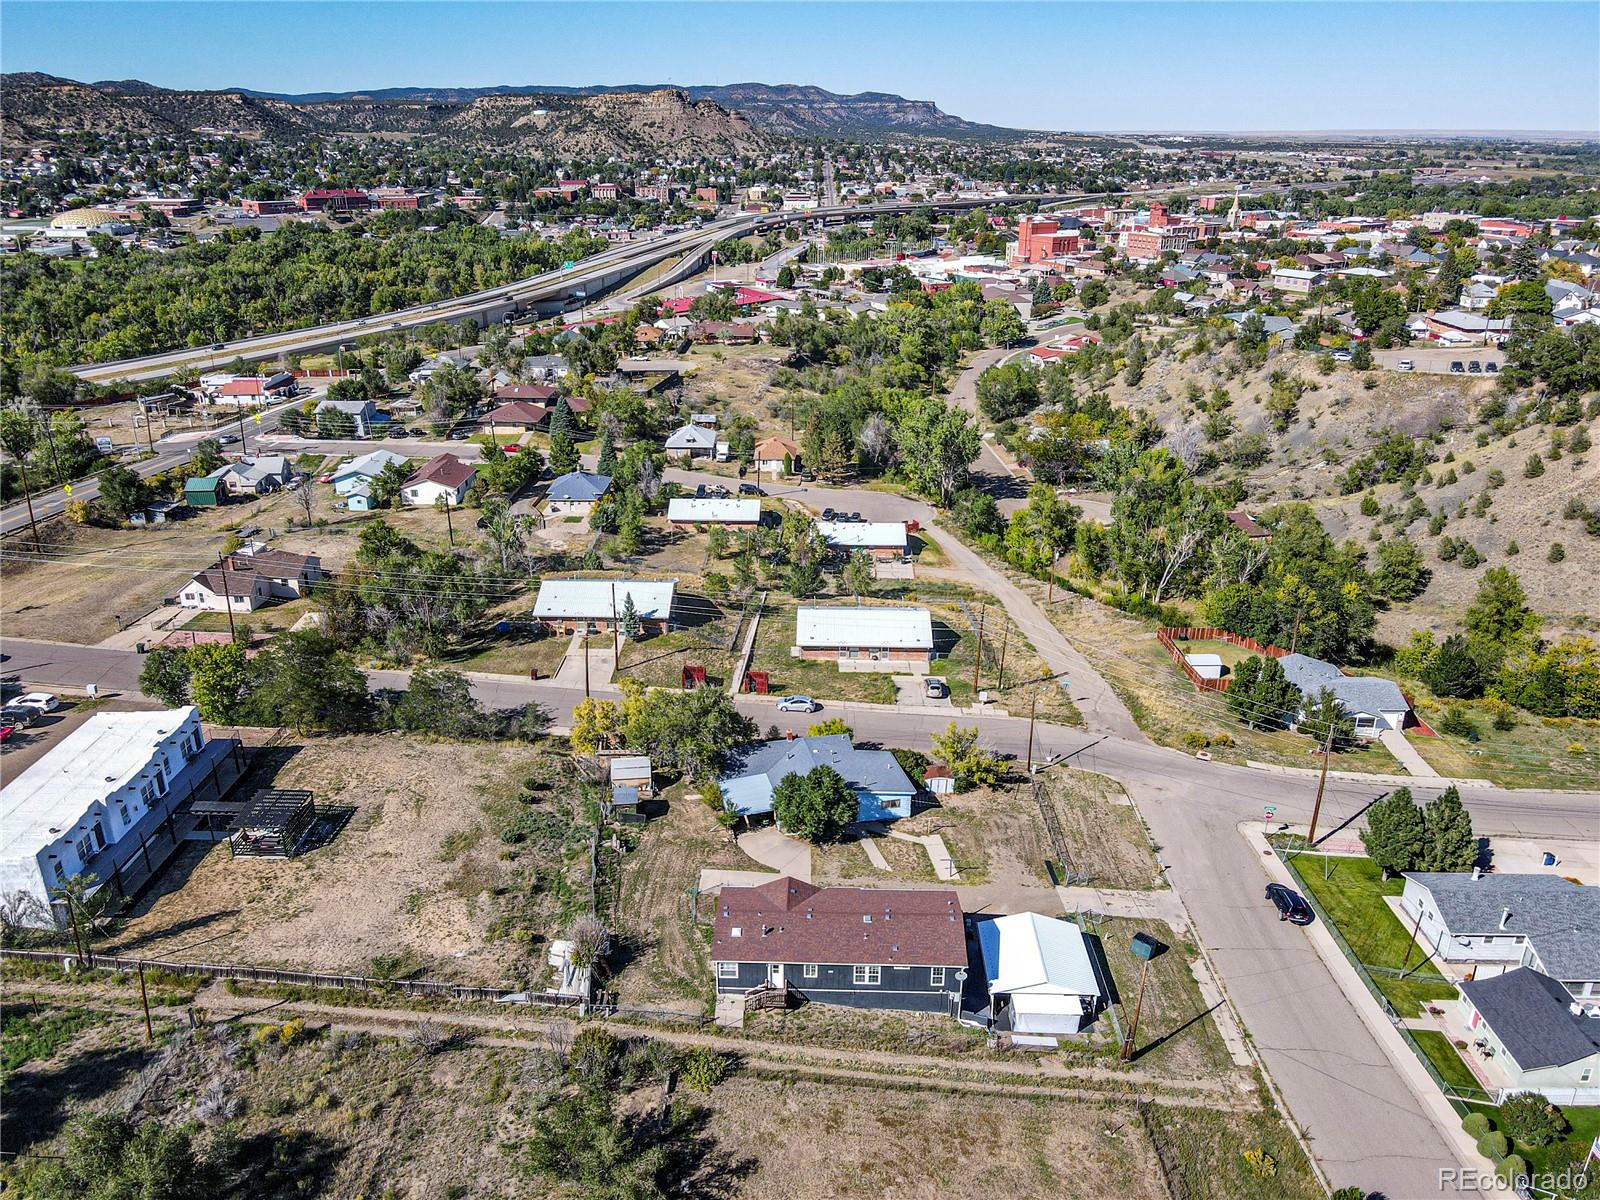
95, 464, 153, 519
771, 764, 857, 842
392, 666, 489, 739
975, 361, 1040, 422
521, 1076, 680, 1200
1419, 785, 1478, 871
623, 687, 756, 781
619, 593, 643, 640
371, 459, 411, 508
138, 646, 191, 706
1372, 536, 1429, 601
839, 550, 875, 602
191, 438, 224, 474
1421, 635, 1483, 698
929, 722, 1004, 790
249, 631, 368, 733
1361, 787, 1424, 877
894, 397, 980, 504
185, 642, 254, 722
1463, 567, 1540, 672
549, 428, 580, 475
1497, 1092, 1569, 1147
1299, 687, 1356, 750
1224, 655, 1302, 730
0, 406, 41, 542
34, 1113, 215, 1200
595, 425, 618, 477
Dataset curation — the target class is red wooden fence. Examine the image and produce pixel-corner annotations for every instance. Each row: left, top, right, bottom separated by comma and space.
1156, 627, 1288, 693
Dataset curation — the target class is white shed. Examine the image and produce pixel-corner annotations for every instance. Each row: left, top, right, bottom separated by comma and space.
1184, 652, 1225, 681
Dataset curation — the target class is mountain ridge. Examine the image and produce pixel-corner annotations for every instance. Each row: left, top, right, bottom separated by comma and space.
80, 76, 1015, 137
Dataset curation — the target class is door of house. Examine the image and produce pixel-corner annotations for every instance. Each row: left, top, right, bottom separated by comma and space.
767, 964, 784, 988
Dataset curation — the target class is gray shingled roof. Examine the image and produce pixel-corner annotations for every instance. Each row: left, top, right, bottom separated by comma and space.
1460, 968, 1600, 1070
719, 734, 914, 816
1405, 873, 1600, 981
1278, 653, 1409, 718
546, 471, 612, 502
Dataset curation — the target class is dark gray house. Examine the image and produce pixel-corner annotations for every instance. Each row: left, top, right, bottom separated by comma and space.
711, 877, 966, 1014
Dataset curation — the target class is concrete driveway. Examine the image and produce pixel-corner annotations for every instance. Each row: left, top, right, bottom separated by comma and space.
891, 675, 952, 711
737, 826, 812, 881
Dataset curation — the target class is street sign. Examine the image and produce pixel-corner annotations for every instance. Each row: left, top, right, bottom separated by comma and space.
1263, 804, 1278, 815
62, 483, 72, 497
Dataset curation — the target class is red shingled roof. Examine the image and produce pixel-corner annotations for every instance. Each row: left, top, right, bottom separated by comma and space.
406, 453, 475, 489
711, 877, 966, 967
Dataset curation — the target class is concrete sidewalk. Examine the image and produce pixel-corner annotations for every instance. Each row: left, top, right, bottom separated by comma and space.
1380, 729, 1440, 778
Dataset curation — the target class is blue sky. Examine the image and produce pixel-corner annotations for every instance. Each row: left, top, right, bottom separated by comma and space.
4, 2, 1596, 133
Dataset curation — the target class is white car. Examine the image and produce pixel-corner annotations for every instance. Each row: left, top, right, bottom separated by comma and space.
1397, 360, 1414, 372
13, 692, 59, 713
776, 695, 819, 714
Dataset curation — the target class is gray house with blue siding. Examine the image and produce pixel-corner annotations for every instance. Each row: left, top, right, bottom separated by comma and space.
719, 734, 917, 824
711, 877, 967, 1014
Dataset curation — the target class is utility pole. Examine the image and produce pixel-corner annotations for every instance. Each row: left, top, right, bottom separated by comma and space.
611, 582, 619, 658
971, 603, 986, 696
14, 457, 40, 547
1045, 548, 1059, 605
1305, 721, 1335, 847
137, 961, 154, 1041
583, 627, 591, 699
1120, 955, 1151, 1062
442, 497, 455, 547
996, 622, 1010, 691
1026, 678, 1042, 773
1400, 901, 1426, 972
218, 557, 238, 644
1289, 605, 1305, 656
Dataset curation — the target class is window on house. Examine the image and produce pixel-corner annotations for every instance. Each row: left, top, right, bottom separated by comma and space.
929, 967, 945, 987
119, 804, 130, 824
716, 962, 737, 979
53, 861, 66, 883
1581, 1068, 1593, 1084
803, 964, 819, 979
140, 781, 156, 805
852, 965, 881, 986
1483, 937, 1495, 944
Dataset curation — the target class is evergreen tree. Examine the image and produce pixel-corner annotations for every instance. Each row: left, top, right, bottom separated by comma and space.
1419, 785, 1478, 871
1361, 787, 1424, 877
1421, 634, 1483, 698
619, 593, 643, 640
1225, 655, 1302, 730
548, 397, 575, 441
595, 426, 617, 477
549, 429, 580, 475
1508, 239, 1541, 282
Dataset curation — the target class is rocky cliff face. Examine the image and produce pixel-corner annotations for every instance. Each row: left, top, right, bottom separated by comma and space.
2, 74, 770, 154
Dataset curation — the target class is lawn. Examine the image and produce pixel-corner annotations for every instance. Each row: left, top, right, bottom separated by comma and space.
1406, 705, 1599, 790
182, 597, 318, 634
1410, 1028, 1482, 1094
446, 626, 569, 678
1280, 852, 1458, 1016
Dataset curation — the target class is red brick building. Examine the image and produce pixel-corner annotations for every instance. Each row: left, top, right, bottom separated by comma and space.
1010, 215, 1081, 265
297, 189, 371, 213
241, 198, 296, 216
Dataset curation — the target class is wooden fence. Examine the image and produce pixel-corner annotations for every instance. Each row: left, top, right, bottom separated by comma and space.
1156, 626, 1288, 693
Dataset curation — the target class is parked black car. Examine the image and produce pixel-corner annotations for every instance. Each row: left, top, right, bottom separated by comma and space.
1449, 361, 1465, 373
739, 483, 765, 497
1265, 883, 1314, 926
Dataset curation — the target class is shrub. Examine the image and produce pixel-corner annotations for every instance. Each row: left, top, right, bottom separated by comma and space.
679, 1045, 731, 1093
1497, 1154, 1527, 1186
1182, 730, 1210, 750
1240, 1148, 1276, 1178
1476, 1131, 1509, 1161
1461, 1111, 1493, 1140
1548, 542, 1566, 563
1438, 706, 1478, 739
1498, 1092, 1568, 1146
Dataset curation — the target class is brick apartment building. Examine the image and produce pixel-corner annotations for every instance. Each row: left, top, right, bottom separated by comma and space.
1010, 215, 1082, 265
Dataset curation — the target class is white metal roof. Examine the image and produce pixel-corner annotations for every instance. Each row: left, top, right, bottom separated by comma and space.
815, 521, 908, 549
796, 606, 932, 650
666, 498, 760, 524
985, 912, 1100, 997
532, 579, 676, 620
0, 709, 198, 888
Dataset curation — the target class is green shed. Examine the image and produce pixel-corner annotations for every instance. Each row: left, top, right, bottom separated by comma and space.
184, 473, 225, 507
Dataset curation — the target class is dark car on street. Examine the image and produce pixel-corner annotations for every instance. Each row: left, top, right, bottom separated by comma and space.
1266, 883, 1314, 925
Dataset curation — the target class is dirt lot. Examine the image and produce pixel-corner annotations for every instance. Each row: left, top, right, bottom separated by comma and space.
102, 736, 586, 989
1043, 770, 1164, 891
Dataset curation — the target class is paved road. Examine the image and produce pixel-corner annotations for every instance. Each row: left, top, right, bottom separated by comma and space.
0, 396, 307, 536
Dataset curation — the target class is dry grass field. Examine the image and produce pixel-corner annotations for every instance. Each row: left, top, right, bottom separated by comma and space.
100, 736, 586, 989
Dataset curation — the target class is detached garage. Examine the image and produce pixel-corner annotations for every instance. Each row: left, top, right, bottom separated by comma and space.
978, 912, 1103, 1037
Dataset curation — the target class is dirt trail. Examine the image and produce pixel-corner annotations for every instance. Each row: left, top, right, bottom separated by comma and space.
170, 982, 1254, 1107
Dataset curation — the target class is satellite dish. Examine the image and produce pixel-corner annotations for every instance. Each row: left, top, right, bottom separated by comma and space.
954, 969, 968, 982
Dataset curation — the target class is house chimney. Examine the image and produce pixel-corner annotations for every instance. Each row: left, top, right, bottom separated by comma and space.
1499, 907, 1511, 930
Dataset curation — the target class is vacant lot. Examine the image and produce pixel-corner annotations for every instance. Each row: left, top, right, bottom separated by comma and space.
1405, 701, 1599, 790
1279, 851, 1458, 1017
101, 736, 588, 989
1, 998, 1326, 1200
1043, 771, 1164, 891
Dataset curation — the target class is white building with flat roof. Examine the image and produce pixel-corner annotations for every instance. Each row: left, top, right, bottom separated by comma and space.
795, 605, 933, 670
666, 498, 761, 527
531, 578, 677, 634
815, 521, 909, 560
0, 708, 205, 924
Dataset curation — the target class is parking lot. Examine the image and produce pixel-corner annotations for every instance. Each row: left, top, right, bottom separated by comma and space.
1374, 346, 1504, 375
